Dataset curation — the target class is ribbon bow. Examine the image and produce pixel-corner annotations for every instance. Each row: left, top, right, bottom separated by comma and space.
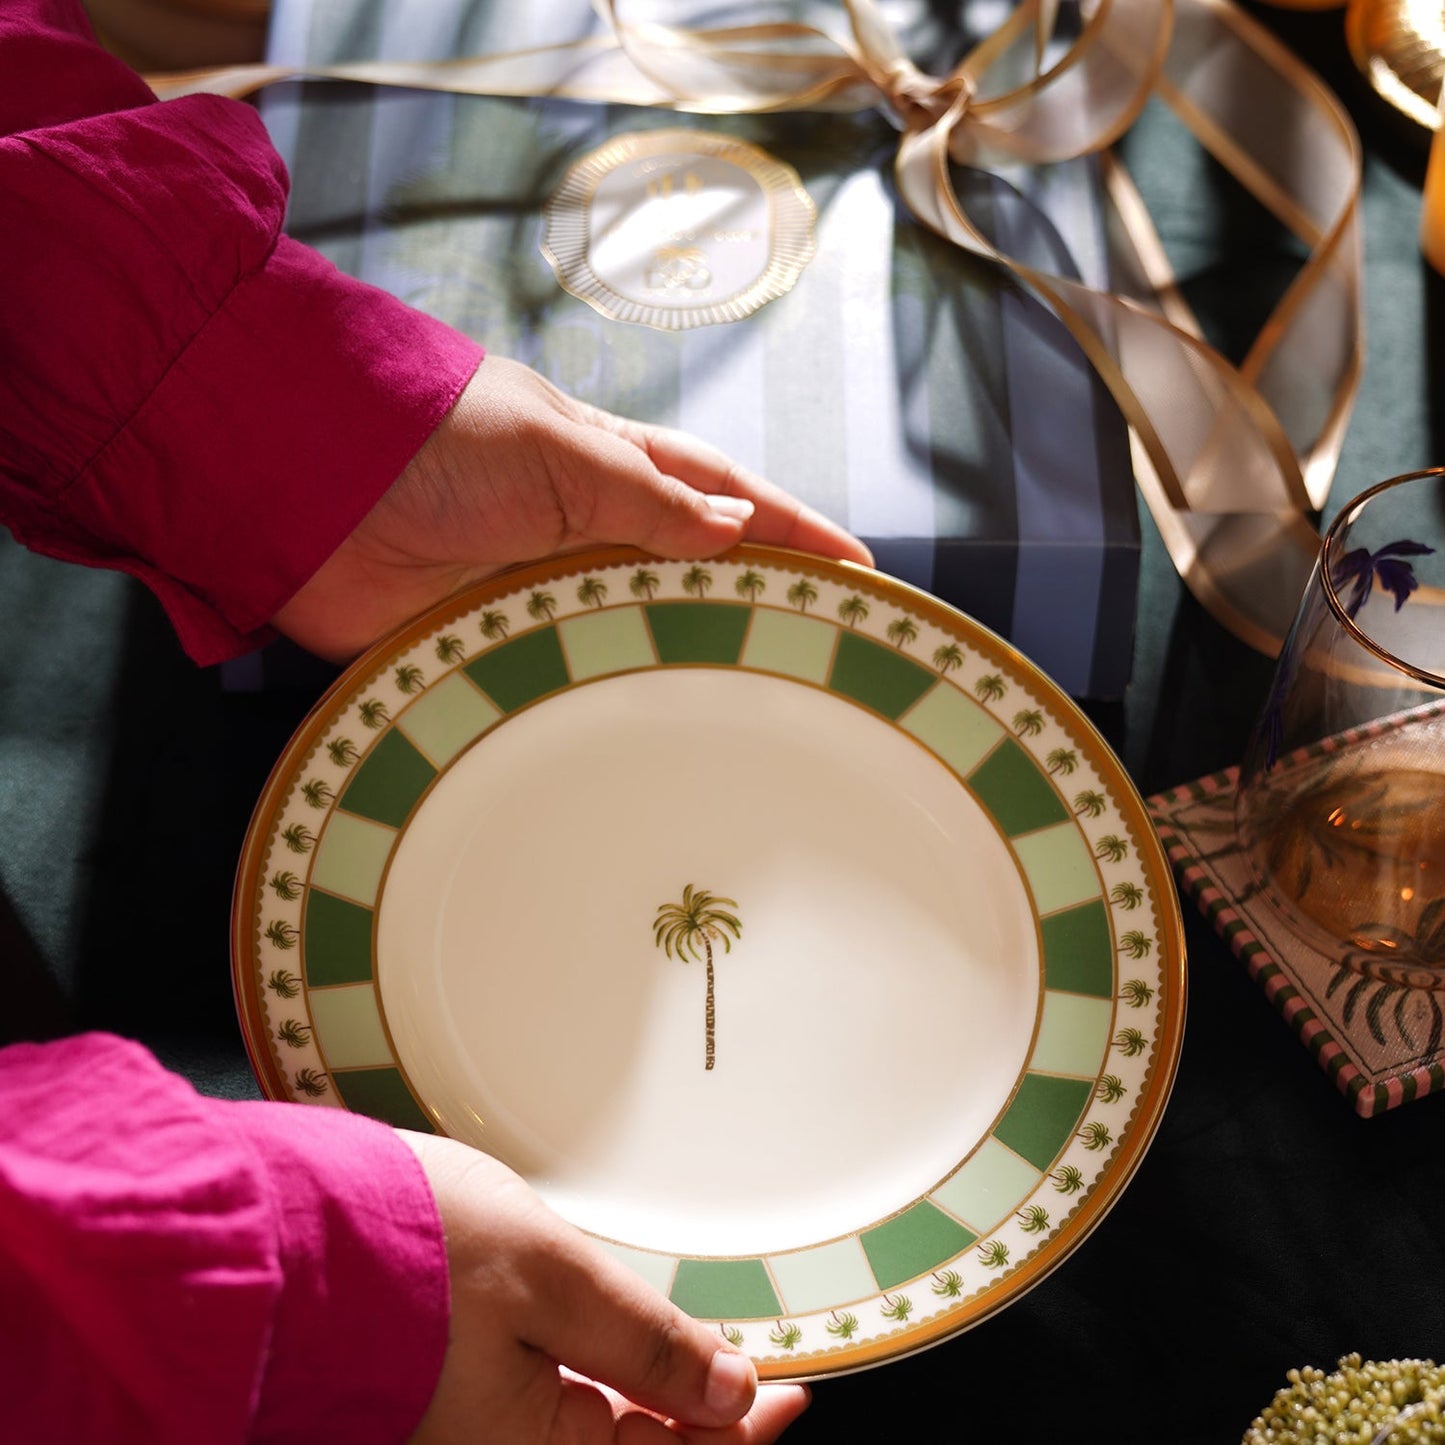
151, 0, 1363, 656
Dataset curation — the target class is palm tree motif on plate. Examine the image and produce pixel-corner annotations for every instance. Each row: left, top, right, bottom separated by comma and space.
975, 673, 1007, 703
269, 871, 301, 901
294, 1067, 328, 1098
265, 920, 298, 950
1119, 978, 1153, 1007
1095, 834, 1129, 863
977, 1241, 1009, 1269
395, 664, 424, 694
1074, 790, 1107, 818
718, 1324, 744, 1347
768, 1320, 803, 1350
277, 1019, 311, 1048
327, 738, 359, 767
653, 885, 742, 1071
1096, 1074, 1127, 1103
885, 615, 917, 650
629, 567, 660, 600
1111, 882, 1144, 910
826, 1310, 860, 1339
735, 569, 766, 601
786, 578, 817, 612
527, 590, 557, 622
479, 610, 510, 640
1046, 748, 1078, 775
358, 699, 390, 729
837, 593, 869, 628
1018, 1204, 1050, 1233
1114, 1026, 1147, 1056
300, 779, 333, 809
435, 634, 465, 664
880, 1293, 913, 1321
1051, 1164, 1084, 1194
1119, 930, 1152, 960
577, 576, 608, 609
1012, 709, 1044, 738
931, 1270, 964, 1298
267, 969, 300, 999
1079, 1121, 1112, 1151
933, 643, 964, 675
281, 823, 315, 854
682, 565, 713, 597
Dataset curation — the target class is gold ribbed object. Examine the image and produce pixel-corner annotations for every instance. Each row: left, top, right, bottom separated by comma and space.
1346, 0, 1445, 130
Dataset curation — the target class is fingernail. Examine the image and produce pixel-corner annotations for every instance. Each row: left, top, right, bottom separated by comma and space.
705, 494, 755, 522
703, 1347, 756, 1419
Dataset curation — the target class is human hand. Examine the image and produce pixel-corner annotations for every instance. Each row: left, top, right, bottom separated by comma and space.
398, 1131, 811, 1444
273, 354, 872, 661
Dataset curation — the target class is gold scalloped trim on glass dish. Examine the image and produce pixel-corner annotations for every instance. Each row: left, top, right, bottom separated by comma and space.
1346, 0, 1445, 131
541, 129, 816, 330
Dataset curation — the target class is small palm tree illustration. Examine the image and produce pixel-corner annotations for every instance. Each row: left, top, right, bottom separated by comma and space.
435, 634, 465, 664
1111, 882, 1144, 910
281, 823, 315, 854
1074, 790, 1108, 818
394, 664, 424, 694
1120, 978, 1154, 1007
577, 576, 608, 609
975, 673, 1007, 702
1018, 1205, 1050, 1233
719, 1324, 744, 1347
932, 642, 964, 674
358, 699, 390, 729
682, 565, 713, 597
931, 1270, 964, 1298
886, 616, 918, 649
327, 738, 359, 767
735, 569, 766, 601
267, 969, 300, 999
479, 609, 510, 640
768, 1321, 803, 1350
1079, 1121, 1113, 1151
1119, 930, 1153, 959
265, 920, 298, 951
300, 779, 333, 809
1095, 834, 1129, 863
629, 567, 660, 600
1114, 1027, 1147, 1056
826, 1310, 860, 1339
277, 1019, 311, 1048
1013, 709, 1045, 737
294, 1068, 328, 1098
978, 1241, 1009, 1269
1330, 537, 1435, 618
269, 870, 301, 901
1046, 748, 1078, 775
837, 593, 869, 628
1052, 1165, 1084, 1194
786, 579, 818, 612
880, 1294, 913, 1321
653, 885, 742, 1071
527, 590, 557, 622
1096, 1074, 1127, 1104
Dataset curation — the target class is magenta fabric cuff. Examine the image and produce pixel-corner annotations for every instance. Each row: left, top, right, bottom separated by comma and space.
223, 1095, 449, 1445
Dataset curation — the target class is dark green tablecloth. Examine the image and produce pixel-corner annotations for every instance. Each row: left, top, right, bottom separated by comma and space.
3, 5, 1444, 1440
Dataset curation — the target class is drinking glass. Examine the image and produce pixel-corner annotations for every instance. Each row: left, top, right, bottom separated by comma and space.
1235, 467, 1445, 987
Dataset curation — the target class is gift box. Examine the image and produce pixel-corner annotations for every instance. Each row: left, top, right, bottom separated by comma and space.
246, 0, 1140, 698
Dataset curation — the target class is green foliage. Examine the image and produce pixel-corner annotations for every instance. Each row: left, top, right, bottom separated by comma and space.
735, 569, 766, 600
435, 634, 465, 664
837, 593, 869, 627
266, 969, 300, 999
786, 579, 818, 612
933, 643, 964, 674
269, 871, 302, 901
395, 664, 424, 694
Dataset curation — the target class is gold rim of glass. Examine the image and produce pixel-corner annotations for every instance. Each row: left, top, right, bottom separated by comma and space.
1318, 466, 1445, 690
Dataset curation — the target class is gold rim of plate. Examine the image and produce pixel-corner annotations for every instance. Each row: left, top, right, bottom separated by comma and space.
231, 544, 1187, 1380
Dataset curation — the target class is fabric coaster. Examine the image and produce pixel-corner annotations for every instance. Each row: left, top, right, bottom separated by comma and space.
1147, 769, 1445, 1117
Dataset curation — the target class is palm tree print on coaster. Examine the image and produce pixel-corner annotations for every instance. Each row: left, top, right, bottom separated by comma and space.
1150, 757, 1445, 1115
654, 884, 742, 1071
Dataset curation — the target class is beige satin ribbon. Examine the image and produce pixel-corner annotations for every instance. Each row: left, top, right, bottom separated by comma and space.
150, 0, 1363, 657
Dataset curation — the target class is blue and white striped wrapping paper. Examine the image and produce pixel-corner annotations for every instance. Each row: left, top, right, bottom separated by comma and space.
255, 0, 1139, 699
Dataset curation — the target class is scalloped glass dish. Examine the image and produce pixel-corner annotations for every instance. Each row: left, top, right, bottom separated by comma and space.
233, 544, 1185, 1380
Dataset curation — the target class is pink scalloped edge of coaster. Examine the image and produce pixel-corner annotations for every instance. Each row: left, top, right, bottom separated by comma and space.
1147, 768, 1445, 1118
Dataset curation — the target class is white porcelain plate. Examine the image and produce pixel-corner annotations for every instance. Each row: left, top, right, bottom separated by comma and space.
233, 545, 1185, 1379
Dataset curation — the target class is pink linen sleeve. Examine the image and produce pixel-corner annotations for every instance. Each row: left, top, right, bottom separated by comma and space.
0, 0, 484, 664
0, 1033, 448, 1445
